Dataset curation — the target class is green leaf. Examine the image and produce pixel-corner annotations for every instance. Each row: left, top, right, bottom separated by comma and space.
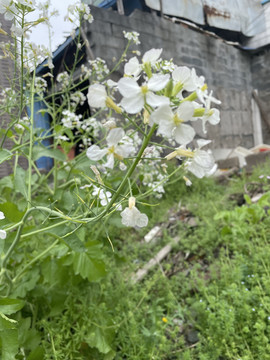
27, 346, 45, 360
0, 202, 25, 223
0, 329, 18, 360
0, 298, 25, 315
244, 194, 252, 205
0, 149, 12, 164
14, 167, 27, 199
32, 145, 66, 162
0, 313, 17, 330
0, 176, 13, 190
86, 327, 112, 354
73, 252, 106, 282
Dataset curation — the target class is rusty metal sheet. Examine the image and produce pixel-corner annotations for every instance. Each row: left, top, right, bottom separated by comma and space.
145, 0, 264, 36
203, 0, 264, 36
145, 0, 205, 25
202, 0, 241, 32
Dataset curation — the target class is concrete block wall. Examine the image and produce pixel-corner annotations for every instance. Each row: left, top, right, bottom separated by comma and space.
85, 6, 255, 149
251, 50, 270, 144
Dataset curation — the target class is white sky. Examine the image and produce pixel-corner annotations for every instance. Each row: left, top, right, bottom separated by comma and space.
27, 0, 77, 52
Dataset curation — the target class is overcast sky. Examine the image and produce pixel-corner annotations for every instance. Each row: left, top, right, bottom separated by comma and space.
27, 0, 77, 52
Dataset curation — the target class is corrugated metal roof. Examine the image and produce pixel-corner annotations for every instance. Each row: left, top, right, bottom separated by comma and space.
145, 0, 265, 36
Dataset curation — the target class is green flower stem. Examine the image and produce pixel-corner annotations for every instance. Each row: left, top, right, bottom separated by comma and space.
27, 69, 36, 209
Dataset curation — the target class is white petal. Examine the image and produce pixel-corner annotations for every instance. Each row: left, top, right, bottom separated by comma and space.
177, 102, 195, 122
150, 105, 173, 125
0, 211, 5, 220
124, 57, 141, 77
187, 162, 205, 178
207, 109, 220, 125
194, 150, 215, 169
118, 77, 140, 98
172, 66, 191, 83
136, 213, 148, 228
121, 207, 139, 227
142, 48, 162, 64
148, 74, 170, 92
146, 92, 169, 108
86, 145, 108, 161
106, 128, 124, 146
120, 95, 144, 114
0, 230, 6, 239
115, 144, 134, 158
87, 84, 107, 108
174, 123, 195, 145
104, 153, 115, 169
197, 139, 212, 149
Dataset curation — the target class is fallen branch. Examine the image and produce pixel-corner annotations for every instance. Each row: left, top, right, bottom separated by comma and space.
131, 236, 180, 283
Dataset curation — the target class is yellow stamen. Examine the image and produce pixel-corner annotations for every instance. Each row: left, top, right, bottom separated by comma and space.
105, 97, 122, 114
141, 85, 148, 95
162, 317, 168, 323
201, 83, 208, 91
173, 113, 183, 126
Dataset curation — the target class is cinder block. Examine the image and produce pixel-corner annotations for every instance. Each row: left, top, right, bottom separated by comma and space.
217, 157, 240, 169
246, 151, 270, 171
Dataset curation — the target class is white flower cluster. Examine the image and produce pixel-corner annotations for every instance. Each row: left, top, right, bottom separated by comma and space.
66, 1, 93, 25
70, 91, 86, 108
123, 31, 140, 45
34, 77, 48, 95
88, 58, 109, 81
56, 71, 70, 89
85, 45, 221, 227
61, 110, 82, 129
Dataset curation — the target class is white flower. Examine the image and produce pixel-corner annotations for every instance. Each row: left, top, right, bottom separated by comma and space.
0, 230, 6, 239
92, 186, 113, 206
0, 211, 5, 220
118, 74, 170, 114
142, 48, 162, 65
87, 84, 121, 113
124, 56, 141, 78
123, 31, 140, 45
172, 66, 197, 94
120, 197, 148, 228
0, 0, 16, 21
86, 128, 133, 169
186, 140, 216, 178
150, 102, 196, 145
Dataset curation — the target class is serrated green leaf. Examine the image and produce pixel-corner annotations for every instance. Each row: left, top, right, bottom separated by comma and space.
0, 149, 12, 164
73, 252, 106, 282
32, 145, 66, 162
0, 298, 25, 315
0, 329, 18, 360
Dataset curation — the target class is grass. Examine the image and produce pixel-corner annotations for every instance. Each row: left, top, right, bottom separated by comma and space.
12, 162, 270, 359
